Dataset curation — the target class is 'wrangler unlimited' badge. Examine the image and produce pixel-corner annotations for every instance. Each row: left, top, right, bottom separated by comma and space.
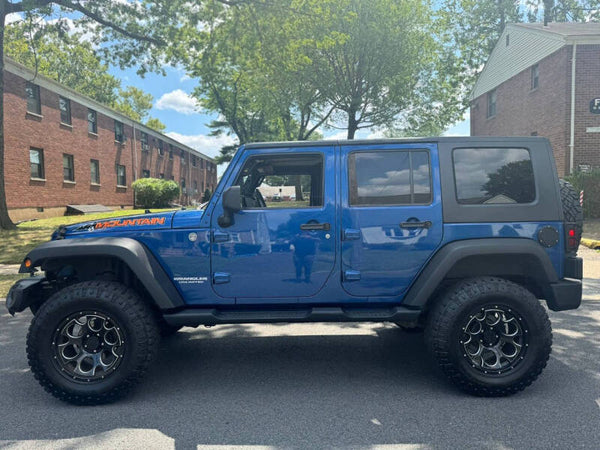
94, 217, 166, 229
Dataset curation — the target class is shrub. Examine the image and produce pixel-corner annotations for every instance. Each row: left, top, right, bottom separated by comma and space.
132, 178, 180, 208
202, 189, 212, 202
565, 170, 600, 219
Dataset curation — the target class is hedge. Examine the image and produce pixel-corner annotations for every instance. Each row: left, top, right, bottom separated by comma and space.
132, 178, 180, 208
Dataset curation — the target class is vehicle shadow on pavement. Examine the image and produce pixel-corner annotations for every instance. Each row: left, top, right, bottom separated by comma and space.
1, 297, 599, 449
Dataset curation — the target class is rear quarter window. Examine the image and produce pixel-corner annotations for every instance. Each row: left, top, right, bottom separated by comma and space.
453, 148, 535, 204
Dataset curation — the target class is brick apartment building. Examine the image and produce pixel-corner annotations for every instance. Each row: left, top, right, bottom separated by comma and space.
3, 58, 218, 221
470, 23, 600, 176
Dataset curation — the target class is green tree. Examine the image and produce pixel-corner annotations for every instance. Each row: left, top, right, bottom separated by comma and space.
186, 1, 336, 163
5, 21, 120, 105
113, 86, 154, 122
300, 0, 462, 139
145, 117, 166, 132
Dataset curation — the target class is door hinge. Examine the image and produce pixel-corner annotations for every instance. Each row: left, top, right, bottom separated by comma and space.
343, 229, 361, 240
212, 231, 230, 243
343, 270, 361, 281
213, 272, 231, 284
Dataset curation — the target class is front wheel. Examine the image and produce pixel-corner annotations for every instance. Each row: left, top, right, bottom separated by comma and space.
425, 277, 552, 396
26, 281, 160, 405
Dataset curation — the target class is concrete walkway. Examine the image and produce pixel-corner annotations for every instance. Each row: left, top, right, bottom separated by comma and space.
0, 264, 20, 275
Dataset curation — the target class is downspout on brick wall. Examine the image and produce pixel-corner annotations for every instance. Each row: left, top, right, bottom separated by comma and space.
132, 124, 138, 207
569, 43, 577, 174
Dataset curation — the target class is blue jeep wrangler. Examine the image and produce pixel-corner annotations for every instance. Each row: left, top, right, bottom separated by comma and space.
7, 137, 583, 404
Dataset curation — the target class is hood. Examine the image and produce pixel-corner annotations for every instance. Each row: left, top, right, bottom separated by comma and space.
53, 211, 176, 239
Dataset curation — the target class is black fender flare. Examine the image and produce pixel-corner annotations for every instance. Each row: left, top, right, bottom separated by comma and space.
402, 238, 560, 309
21, 237, 184, 310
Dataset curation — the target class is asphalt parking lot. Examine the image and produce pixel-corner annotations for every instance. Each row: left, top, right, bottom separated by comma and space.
1, 259, 599, 449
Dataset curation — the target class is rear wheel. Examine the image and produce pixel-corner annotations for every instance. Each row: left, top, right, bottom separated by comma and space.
26, 281, 160, 405
425, 277, 552, 396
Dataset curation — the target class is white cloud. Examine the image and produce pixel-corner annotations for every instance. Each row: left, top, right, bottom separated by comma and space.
155, 90, 200, 115
166, 131, 236, 160
323, 131, 348, 140
6, 13, 22, 25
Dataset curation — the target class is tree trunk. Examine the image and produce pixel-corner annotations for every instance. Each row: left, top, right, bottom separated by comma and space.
0, 6, 17, 230
347, 110, 358, 140
543, 0, 554, 26
291, 175, 303, 201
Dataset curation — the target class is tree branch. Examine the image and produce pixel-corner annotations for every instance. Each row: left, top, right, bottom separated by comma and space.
54, 0, 164, 46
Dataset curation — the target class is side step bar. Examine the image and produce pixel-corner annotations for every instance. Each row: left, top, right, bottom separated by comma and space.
162, 306, 421, 327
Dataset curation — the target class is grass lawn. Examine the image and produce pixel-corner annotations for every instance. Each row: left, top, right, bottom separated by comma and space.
0, 209, 175, 266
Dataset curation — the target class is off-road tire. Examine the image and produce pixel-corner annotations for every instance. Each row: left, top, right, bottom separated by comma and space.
425, 277, 552, 397
559, 179, 583, 250
26, 281, 160, 405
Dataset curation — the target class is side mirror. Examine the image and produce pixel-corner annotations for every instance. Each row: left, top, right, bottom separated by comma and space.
218, 186, 241, 227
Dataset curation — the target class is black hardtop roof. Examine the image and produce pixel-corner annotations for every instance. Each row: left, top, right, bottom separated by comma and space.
243, 136, 549, 149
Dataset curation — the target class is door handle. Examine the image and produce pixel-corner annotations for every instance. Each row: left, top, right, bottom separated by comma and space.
400, 221, 432, 229
300, 222, 331, 231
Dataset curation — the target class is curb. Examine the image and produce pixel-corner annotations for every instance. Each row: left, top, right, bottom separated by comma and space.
581, 238, 600, 250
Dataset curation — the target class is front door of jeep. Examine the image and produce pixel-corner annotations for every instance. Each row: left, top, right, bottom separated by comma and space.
210, 146, 336, 303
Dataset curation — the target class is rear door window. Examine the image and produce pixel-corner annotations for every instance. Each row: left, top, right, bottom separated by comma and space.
349, 150, 432, 206
453, 148, 535, 204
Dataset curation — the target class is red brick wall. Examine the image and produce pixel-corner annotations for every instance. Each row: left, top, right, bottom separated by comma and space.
573, 44, 600, 171
3, 69, 218, 216
470, 46, 571, 176
4, 71, 134, 209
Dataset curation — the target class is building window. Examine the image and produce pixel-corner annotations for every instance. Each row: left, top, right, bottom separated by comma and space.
26, 82, 41, 115
158, 140, 164, 156
88, 109, 97, 134
159, 173, 164, 179
114, 120, 124, 143
487, 89, 497, 118
117, 165, 127, 186
30, 148, 44, 179
169, 145, 174, 160
90, 159, 100, 184
531, 64, 539, 90
141, 132, 149, 151
142, 169, 150, 178
349, 151, 431, 206
200, 159, 204, 169
192, 156, 197, 167
58, 96, 72, 125
63, 154, 75, 182
193, 180, 198, 193
181, 178, 186, 191
170, 175, 175, 181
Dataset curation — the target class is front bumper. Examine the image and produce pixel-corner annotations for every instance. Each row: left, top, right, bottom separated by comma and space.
546, 278, 582, 311
6, 277, 45, 315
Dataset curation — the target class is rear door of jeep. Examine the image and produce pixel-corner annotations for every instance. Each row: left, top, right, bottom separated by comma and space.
340, 142, 443, 297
